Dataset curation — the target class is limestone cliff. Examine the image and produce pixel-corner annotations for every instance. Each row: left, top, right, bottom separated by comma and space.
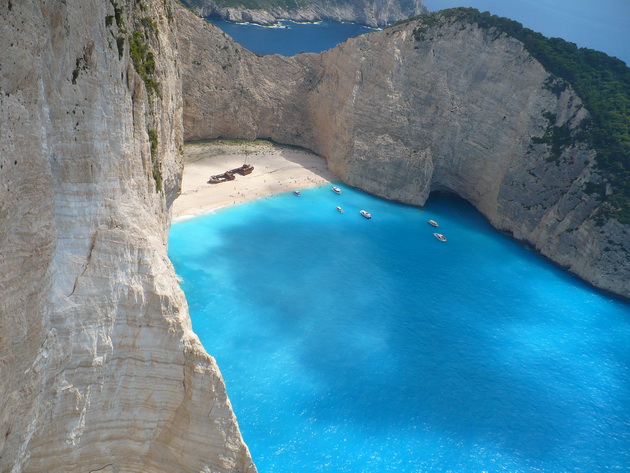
179, 0, 427, 27
0, 1, 254, 471
177, 6, 630, 299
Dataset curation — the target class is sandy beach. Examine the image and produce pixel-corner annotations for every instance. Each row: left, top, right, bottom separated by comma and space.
172, 140, 338, 221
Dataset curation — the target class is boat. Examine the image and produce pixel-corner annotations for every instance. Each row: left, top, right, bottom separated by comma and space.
336, 206, 344, 213
208, 164, 253, 184
331, 186, 341, 194
428, 219, 439, 227
207, 170, 236, 184
293, 190, 301, 196
360, 210, 372, 219
433, 232, 447, 242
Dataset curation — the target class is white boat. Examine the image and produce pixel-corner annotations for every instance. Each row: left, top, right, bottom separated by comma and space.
293, 190, 301, 196
360, 210, 372, 219
336, 206, 344, 213
331, 186, 341, 194
428, 219, 439, 227
433, 232, 447, 242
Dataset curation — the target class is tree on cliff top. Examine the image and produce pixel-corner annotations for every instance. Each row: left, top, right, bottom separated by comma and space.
404, 8, 630, 224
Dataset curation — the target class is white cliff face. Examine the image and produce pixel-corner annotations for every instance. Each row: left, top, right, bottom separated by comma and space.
178, 6, 630, 299
0, 1, 255, 472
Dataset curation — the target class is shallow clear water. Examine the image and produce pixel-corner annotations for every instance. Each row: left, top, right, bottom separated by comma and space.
169, 187, 630, 472
209, 19, 375, 56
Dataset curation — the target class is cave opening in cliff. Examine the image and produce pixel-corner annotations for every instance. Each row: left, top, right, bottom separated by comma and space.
426, 187, 470, 207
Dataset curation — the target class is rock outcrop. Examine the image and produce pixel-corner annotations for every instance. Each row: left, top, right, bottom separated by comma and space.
177, 6, 630, 299
180, 0, 427, 27
0, 1, 254, 471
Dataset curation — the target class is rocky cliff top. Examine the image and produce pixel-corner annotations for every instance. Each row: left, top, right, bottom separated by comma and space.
401, 8, 630, 225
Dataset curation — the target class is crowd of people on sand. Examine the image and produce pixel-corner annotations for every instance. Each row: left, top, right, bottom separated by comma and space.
224, 175, 322, 203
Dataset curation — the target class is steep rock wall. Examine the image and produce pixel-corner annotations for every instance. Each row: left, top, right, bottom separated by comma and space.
180, 0, 427, 27
178, 6, 630, 299
0, 1, 254, 472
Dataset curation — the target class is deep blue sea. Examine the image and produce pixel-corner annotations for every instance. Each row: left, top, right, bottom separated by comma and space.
169, 186, 630, 472
210, 19, 375, 56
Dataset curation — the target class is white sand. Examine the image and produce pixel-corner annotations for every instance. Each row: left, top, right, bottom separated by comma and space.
172, 140, 338, 221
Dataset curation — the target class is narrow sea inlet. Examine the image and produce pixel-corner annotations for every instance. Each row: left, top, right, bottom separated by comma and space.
209, 19, 375, 56
168, 187, 630, 472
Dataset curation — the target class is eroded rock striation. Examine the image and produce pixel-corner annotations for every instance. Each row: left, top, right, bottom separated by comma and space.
178, 6, 630, 299
2, 2, 629, 470
0, 1, 254, 471
180, 0, 427, 27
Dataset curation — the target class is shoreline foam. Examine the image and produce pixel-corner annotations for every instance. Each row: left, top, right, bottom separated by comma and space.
172, 140, 338, 221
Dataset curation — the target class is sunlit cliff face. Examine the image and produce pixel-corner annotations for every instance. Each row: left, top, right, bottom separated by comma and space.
0, 1, 255, 471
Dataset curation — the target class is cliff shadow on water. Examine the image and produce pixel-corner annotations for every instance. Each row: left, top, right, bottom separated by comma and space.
425, 190, 630, 303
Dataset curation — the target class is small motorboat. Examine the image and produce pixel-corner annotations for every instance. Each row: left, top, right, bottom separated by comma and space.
427, 219, 439, 227
331, 186, 342, 195
433, 232, 447, 242
360, 210, 372, 219
293, 190, 301, 196
336, 206, 344, 213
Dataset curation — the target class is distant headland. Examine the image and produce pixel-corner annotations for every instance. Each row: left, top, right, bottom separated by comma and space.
179, 0, 427, 26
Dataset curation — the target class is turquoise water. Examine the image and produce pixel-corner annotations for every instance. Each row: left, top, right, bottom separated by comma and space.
169, 187, 630, 472
210, 19, 375, 56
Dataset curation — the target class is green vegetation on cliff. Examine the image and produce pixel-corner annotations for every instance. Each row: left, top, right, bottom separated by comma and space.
406, 8, 630, 223
148, 128, 162, 192
129, 27, 160, 97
